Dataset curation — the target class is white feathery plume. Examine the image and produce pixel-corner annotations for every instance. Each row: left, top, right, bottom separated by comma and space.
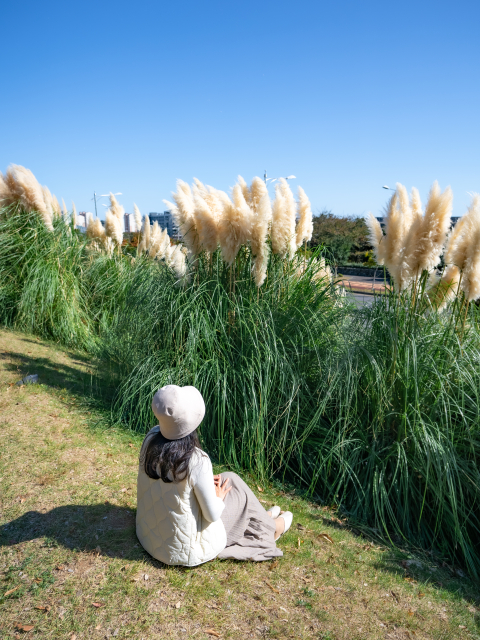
154, 228, 170, 260
0, 172, 11, 207
445, 194, 480, 302
295, 186, 313, 248
3, 165, 54, 231
170, 180, 200, 255
105, 210, 119, 243
271, 179, 296, 257
249, 179, 271, 287
379, 192, 404, 286
148, 221, 162, 257
410, 186, 422, 221
396, 183, 413, 233
428, 197, 479, 308
133, 204, 142, 233
203, 185, 224, 222
444, 194, 480, 268
51, 195, 61, 218
170, 244, 188, 278
192, 178, 208, 198
270, 183, 286, 256
42, 186, 54, 215
217, 186, 251, 265
137, 215, 151, 255
87, 217, 106, 241
462, 217, 480, 302
237, 175, 251, 206
61, 198, 69, 223
250, 177, 269, 214
393, 183, 415, 290
232, 182, 253, 242
279, 178, 297, 257
193, 186, 218, 253
402, 182, 453, 282
108, 193, 124, 246
104, 236, 115, 257
365, 213, 385, 265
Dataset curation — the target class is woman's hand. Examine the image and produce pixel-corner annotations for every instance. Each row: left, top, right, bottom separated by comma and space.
214, 476, 232, 501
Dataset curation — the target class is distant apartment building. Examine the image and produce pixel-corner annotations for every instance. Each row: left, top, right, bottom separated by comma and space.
149, 211, 180, 239
77, 211, 88, 228
123, 213, 137, 233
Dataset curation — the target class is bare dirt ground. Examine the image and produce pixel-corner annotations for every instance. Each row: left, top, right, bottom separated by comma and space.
0, 329, 479, 639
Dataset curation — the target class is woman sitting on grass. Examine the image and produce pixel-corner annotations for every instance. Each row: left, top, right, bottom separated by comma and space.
136, 385, 292, 566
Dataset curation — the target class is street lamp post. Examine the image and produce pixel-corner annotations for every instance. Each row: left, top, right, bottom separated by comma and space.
92, 192, 122, 218
264, 171, 296, 185
382, 185, 395, 191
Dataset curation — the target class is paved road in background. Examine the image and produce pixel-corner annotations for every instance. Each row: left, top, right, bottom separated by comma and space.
346, 291, 374, 307
338, 273, 385, 307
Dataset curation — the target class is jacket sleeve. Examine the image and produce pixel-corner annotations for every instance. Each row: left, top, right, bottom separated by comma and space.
191, 454, 225, 523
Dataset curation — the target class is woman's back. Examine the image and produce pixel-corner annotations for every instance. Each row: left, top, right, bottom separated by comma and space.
136, 426, 227, 566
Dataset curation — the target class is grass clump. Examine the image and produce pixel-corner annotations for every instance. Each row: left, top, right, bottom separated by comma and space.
0, 330, 479, 640
1, 169, 480, 578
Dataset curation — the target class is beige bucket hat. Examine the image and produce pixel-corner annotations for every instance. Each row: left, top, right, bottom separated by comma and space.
152, 385, 205, 440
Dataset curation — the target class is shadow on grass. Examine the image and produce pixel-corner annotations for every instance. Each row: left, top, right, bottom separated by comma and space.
1, 349, 118, 415
0, 503, 168, 567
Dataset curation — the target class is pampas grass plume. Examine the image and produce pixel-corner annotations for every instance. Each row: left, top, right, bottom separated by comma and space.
280, 179, 297, 257
52, 195, 61, 218
448, 194, 480, 301
193, 187, 218, 253
105, 210, 118, 243
155, 228, 170, 260
133, 204, 142, 234
365, 213, 384, 265
237, 175, 251, 206
0, 171, 11, 207
271, 179, 296, 258
217, 186, 251, 265
171, 180, 200, 255
4, 165, 54, 231
87, 217, 106, 241
295, 186, 313, 248
249, 177, 268, 213
249, 178, 271, 287
61, 198, 69, 222
404, 182, 452, 281
137, 215, 151, 255
42, 186, 54, 215
148, 221, 162, 257
380, 192, 404, 286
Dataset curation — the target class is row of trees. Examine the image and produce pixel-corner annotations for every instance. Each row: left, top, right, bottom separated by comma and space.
310, 210, 371, 264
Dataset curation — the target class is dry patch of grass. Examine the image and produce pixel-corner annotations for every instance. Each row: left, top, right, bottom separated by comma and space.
0, 329, 479, 639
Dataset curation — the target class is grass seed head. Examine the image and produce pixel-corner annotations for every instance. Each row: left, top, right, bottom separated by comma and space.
193, 186, 218, 253
171, 180, 200, 255
295, 186, 313, 248
133, 204, 142, 233
3, 164, 54, 230
365, 213, 385, 265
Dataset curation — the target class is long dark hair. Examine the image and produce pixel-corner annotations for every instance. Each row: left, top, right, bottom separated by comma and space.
141, 429, 203, 482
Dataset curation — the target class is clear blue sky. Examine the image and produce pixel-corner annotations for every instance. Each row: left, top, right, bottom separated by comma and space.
1, 0, 479, 219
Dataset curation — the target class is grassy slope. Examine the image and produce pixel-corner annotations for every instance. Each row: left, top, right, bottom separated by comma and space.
0, 329, 479, 640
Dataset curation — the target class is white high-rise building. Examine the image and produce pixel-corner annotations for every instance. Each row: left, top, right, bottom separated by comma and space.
123, 213, 137, 233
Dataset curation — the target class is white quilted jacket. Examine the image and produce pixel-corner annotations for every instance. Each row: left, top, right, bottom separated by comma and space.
136, 428, 227, 566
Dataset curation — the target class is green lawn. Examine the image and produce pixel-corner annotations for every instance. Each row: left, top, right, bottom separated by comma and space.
0, 329, 479, 639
